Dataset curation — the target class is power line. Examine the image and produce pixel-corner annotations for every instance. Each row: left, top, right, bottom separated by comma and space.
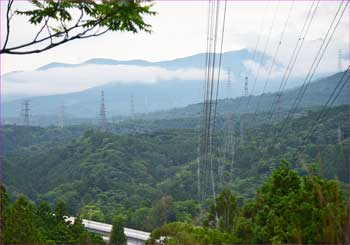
266, 0, 319, 123
199, 0, 217, 209
302, 67, 350, 145
253, 1, 295, 117
212, 0, 228, 191
234, 4, 270, 114
198, 0, 227, 214
280, 0, 348, 133
246, 1, 280, 111
244, 3, 270, 79
197, 0, 216, 209
206, 0, 221, 206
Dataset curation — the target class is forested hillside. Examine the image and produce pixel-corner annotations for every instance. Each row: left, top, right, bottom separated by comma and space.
147, 162, 347, 244
0, 186, 104, 244
143, 70, 350, 120
3, 105, 349, 232
3, 0, 348, 243
2, 125, 90, 155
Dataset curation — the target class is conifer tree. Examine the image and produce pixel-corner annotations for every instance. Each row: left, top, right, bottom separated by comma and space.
109, 215, 127, 244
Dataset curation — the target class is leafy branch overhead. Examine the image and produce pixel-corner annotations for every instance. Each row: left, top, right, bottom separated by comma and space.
1, 0, 156, 55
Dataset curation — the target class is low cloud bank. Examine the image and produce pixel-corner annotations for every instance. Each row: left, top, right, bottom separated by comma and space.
2, 64, 205, 95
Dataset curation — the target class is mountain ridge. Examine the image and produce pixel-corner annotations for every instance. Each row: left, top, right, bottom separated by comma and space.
35, 49, 251, 71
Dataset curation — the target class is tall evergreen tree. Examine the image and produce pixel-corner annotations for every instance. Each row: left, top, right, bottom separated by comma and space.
253, 160, 347, 243
206, 189, 237, 231
2, 195, 44, 243
0, 185, 9, 243
109, 215, 127, 244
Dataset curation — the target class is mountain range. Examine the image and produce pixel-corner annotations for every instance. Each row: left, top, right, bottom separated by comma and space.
142, 70, 350, 120
2, 49, 309, 120
3, 49, 341, 123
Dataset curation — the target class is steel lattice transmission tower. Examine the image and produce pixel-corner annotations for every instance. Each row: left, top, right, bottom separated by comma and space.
22, 100, 30, 126
130, 94, 135, 117
59, 102, 65, 128
244, 76, 249, 97
226, 68, 231, 99
276, 91, 282, 115
99, 90, 107, 130
144, 96, 149, 114
338, 49, 342, 71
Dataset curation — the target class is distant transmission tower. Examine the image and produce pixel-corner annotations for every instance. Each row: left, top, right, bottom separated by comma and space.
22, 100, 30, 126
59, 102, 65, 128
338, 49, 342, 71
99, 90, 107, 130
276, 92, 282, 115
144, 96, 149, 114
130, 94, 135, 117
226, 68, 231, 99
244, 76, 249, 97
337, 126, 342, 144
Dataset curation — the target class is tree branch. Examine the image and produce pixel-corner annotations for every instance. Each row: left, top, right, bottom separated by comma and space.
79, 28, 109, 39
1, 9, 105, 54
1, 23, 83, 53
2, 23, 107, 55
34, 16, 50, 42
2, 0, 14, 50
0, 0, 155, 55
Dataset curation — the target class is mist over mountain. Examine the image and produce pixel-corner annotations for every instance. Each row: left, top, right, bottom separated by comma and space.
143, 70, 350, 120
2, 48, 329, 120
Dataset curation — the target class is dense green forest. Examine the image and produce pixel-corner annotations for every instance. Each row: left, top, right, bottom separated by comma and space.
140, 70, 350, 120
147, 162, 348, 244
2, 162, 347, 243
0, 186, 104, 244
3, 105, 349, 236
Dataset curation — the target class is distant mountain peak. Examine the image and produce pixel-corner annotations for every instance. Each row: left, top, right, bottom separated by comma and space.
34, 49, 253, 71
36, 62, 78, 71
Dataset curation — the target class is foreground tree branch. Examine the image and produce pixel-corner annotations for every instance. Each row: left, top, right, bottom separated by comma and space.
0, 0, 156, 55
2, 0, 14, 50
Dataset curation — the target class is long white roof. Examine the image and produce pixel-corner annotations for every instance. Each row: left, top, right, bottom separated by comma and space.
66, 217, 150, 241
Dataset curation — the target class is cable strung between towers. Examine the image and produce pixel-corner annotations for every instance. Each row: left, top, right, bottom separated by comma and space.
198, 0, 228, 218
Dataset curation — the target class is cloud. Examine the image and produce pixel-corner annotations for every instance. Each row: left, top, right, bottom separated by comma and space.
1, 1, 348, 76
1, 0, 348, 99
2, 64, 204, 95
243, 59, 284, 82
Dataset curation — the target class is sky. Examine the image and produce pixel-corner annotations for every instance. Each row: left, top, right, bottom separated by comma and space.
0, 0, 349, 95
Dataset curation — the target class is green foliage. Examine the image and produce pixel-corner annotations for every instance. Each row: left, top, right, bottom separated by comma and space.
205, 189, 237, 232
2, 124, 88, 155
2, 0, 156, 55
148, 162, 348, 244
2, 195, 44, 243
81, 204, 105, 222
174, 200, 200, 223
3, 127, 198, 231
0, 186, 104, 244
242, 161, 348, 243
17, 0, 155, 33
110, 215, 127, 244
2, 105, 349, 234
147, 222, 237, 244
152, 196, 176, 225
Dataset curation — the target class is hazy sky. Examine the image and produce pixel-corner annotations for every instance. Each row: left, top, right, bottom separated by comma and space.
1, 1, 349, 72
0, 1, 349, 95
